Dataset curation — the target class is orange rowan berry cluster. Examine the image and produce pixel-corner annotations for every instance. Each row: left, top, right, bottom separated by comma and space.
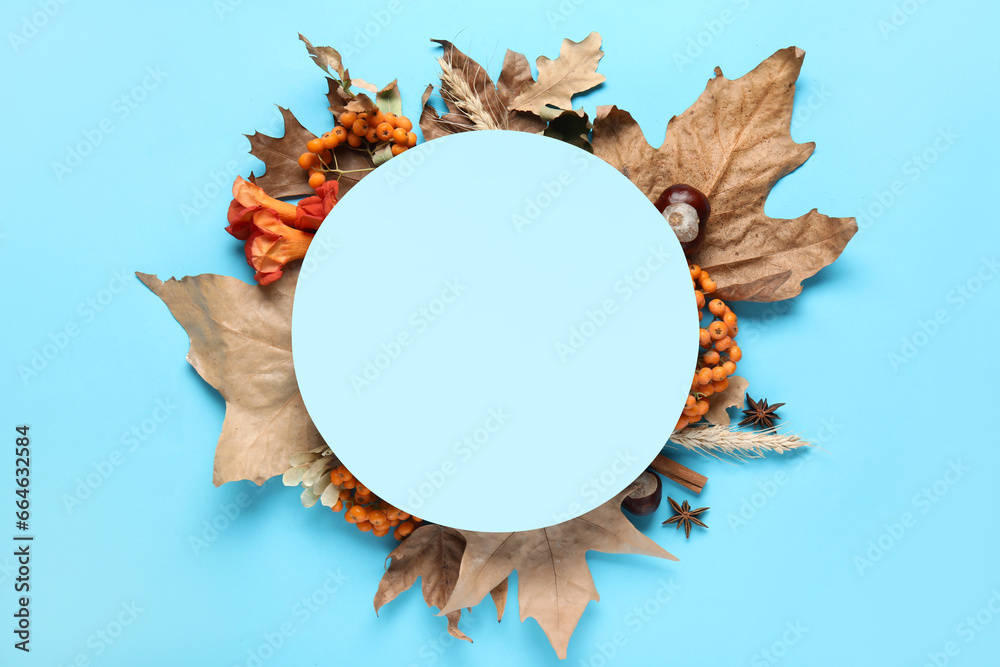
298, 110, 417, 190
675, 265, 743, 431
329, 464, 422, 539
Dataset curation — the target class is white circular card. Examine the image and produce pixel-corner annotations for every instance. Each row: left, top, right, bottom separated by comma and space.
293, 130, 696, 532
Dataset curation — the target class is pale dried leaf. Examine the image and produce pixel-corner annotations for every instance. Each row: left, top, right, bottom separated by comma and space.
376, 79, 402, 116
289, 451, 319, 468
137, 263, 324, 486
511, 32, 605, 114
246, 106, 316, 199
302, 456, 331, 487
704, 375, 750, 426
442, 486, 676, 658
282, 466, 307, 486
592, 47, 857, 301
351, 77, 379, 94
301, 486, 320, 508
320, 482, 340, 507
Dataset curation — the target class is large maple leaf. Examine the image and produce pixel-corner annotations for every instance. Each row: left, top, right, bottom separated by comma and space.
438, 486, 676, 659
592, 46, 857, 302
137, 262, 322, 485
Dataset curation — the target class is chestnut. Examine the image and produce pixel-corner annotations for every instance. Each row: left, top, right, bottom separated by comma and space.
621, 470, 663, 516
654, 184, 710, 254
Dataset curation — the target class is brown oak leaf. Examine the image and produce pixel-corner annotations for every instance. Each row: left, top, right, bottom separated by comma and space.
703, 375, 750, 426
510, 32, 605, 115
419, 41, 545, 139
592, 47, 857, 302
136, 262, 323, 486
374, 524, 508, 641
441, 486, 676, 659
246, 106, 316, 200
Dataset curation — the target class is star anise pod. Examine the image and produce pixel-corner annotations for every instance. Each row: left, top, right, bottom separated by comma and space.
739, 393, 784, 429
662, 497, 708, 538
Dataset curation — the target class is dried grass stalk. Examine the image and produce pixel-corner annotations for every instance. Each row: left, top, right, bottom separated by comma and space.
668, 425, 810, 461
437, 58, 503, 131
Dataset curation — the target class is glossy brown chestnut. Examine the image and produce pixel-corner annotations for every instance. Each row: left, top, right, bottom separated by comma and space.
654, 184, 710, 254
621, 470, 663, 516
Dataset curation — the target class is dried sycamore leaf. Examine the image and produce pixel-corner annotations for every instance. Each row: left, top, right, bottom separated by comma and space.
246, 106, 316, 200
703, 375, 750, 426
510, 32, 605, 114
592, 47, 857, 301
441, 486, 676, 658
137, 263, 323, 486
374, 525, 472, 641
419, 41, 544, 140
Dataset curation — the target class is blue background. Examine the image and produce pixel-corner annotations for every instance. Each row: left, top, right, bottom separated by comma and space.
3, 0, 998, 665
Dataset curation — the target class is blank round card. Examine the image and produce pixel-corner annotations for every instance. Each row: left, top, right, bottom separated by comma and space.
292, 130, 696, 532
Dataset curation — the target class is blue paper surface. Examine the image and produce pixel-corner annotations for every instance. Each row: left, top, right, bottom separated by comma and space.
3, 0, 999, 664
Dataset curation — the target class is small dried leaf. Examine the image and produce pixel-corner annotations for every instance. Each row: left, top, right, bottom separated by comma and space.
703, 375, 750, 426
137, 263, 323, 486
288, 451, 319, 468
442, 486, 676, 658
592, 47, 856, 301
300, 486, 320, 508
350, 77, 379, 94
282, 466, 307, 487
319, 482, 340, 507
376, 79, 402, 116
301, 456, 330, 487
496, 49, 535, 107
246, 106, 316, 200
511, 32, 605, 114
299, 34, 348, 81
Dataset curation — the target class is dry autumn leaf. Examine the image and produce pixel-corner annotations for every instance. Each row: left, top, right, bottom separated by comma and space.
510, 32, 605, 115
441, 486, 676, 659
592, 47, 857, 302
247, 106, 316, 200
419, 41, 545, 139
136, 262, 323, 486
703, 375, 750, 426
374, 524, 509, 642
